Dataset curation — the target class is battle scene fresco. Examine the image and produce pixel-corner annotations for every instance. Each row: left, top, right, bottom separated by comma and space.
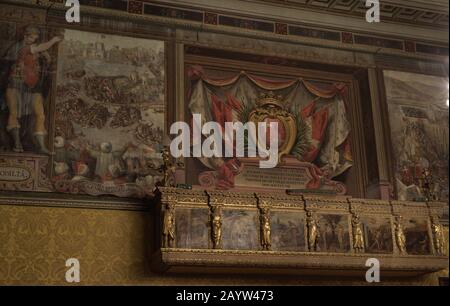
52, 29, 165, 198
384, 70, 449, 202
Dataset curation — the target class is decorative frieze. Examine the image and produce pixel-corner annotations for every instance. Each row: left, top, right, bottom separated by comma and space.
3, 1, 448, 58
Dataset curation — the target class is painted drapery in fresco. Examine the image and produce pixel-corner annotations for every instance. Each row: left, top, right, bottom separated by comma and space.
187, 66, 353, 191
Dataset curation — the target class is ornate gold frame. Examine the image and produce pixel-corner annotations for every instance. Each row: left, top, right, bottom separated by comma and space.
151, 187, 449, 276
184, 54, 368, 197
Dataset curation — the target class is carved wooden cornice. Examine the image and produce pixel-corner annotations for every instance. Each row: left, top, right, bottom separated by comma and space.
156, 187, 448, 214
153, 249, 448, 276
0, 191, 148, 211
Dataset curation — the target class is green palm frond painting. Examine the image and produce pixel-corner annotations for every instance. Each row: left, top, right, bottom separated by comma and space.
291, 112, 312, 160
238, 100, 254, 153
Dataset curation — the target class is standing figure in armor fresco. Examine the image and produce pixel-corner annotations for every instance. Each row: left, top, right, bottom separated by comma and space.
2, 26, 62, 153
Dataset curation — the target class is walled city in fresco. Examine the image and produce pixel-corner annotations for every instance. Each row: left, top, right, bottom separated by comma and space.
53, 30, 165, 197
1, 25, 165, 198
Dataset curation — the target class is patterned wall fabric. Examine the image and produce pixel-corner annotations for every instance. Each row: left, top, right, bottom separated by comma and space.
0, 204, 446, 285
0, 205, 151, 285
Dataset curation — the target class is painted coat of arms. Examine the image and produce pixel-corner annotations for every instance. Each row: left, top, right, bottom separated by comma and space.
187, 66, 353, 194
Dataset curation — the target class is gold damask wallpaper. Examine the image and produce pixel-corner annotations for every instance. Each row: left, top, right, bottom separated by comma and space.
0, 203, 446, 285
0, 204, 150, 284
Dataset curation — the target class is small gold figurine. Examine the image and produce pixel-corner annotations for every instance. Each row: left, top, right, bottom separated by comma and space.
260, 208, 271, 251
306, 211, 320, 252
351, 213, 365, 253
211, 206, 222, 249
161, 147, 176, 187
162, 203, 175, 248
419, 168, 435, 201
394, 216, 407, 255
431, 216, 446, 255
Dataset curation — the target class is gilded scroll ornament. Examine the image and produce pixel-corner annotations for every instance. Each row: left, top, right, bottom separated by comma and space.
351, 213, 365, 253
260, 207, 271, 250
162, 203, 175, 248
394, 216, 407, 255
211, 206, 222, 249
306, 211, 320, 252
431, 216, 446, 256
